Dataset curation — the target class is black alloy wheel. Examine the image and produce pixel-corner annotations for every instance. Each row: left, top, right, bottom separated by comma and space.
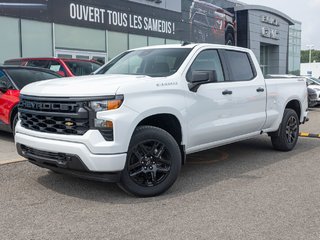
271, 109, 299, 151
119, 126, 181, 197
285, 115, 298, 144
128, 140, 171, 187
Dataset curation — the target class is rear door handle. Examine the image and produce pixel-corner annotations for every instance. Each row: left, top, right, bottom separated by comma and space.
222, 90, 233, 95
256, 87, 265, 92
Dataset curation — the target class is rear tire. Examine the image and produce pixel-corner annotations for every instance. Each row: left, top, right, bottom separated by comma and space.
271, 109, 299, 151
119, 126, 181, 197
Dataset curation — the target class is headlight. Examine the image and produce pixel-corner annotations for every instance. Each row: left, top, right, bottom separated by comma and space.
89, 96, 124, 112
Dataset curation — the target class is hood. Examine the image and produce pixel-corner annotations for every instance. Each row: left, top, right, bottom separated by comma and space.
308, 84, 320, 91
21, 74, 150, 97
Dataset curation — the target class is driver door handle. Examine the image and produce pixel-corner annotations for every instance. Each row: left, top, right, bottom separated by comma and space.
222, 90, 233, 95
256, 87, 265, 92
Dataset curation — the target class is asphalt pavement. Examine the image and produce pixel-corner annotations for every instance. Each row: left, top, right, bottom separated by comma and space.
0, 131, 24, 165
0, 109, 320, 240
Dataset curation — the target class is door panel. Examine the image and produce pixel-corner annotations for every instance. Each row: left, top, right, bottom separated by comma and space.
186, 49, 266, 150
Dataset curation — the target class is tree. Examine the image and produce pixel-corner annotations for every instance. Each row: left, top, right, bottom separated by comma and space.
301, 50, 320, 63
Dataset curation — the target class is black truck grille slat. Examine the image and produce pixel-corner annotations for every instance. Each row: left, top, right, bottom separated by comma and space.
19, 97, 90, 136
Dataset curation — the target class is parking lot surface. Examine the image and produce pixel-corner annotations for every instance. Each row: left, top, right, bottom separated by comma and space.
1, 109, 320, 240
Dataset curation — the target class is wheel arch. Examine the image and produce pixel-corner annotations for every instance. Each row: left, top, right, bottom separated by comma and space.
132, 112, 186, 164
285, 99, 301, 122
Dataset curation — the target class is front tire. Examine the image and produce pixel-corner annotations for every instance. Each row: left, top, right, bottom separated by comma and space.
271, 109, 299, 151
119, 126, 181, 197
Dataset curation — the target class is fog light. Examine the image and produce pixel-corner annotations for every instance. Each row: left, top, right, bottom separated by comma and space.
94, 119, 113, 128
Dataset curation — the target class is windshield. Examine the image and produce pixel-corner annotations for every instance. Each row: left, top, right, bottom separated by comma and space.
98, 48, 192, 77
64, 61, 102, 76
6, 68, 60, 90
309, 77, 320, 85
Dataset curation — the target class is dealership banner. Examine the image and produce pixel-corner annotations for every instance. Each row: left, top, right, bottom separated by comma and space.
52, 0, 188, 39
0, 0, 237, 44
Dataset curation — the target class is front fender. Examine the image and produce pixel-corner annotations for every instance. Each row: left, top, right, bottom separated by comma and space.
127, 106, 187, 146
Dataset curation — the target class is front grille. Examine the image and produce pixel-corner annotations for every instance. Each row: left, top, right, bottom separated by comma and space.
19, 96, 91, 135
20, 112, 89, 135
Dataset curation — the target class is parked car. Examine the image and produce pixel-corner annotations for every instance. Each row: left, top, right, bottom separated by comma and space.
4, 58, 102, 77
308, 87, 318, 107
303, 77, 320, 107
16, 44, 308, 197
0, 66, 61, 133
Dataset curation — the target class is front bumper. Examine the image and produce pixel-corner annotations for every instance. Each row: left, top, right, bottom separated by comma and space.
15, 132, 127, 173
17, 144, 121, 182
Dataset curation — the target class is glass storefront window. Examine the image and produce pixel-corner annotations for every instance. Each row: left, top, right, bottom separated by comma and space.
108, 31, 128, 60
129, 34, 148, 49
166, 39, 181, 44
288, 21, 302, 75
21, 19, 53, 57
55, 24, 105, 52
0, 17, 20, 63
148, 37, 165, 46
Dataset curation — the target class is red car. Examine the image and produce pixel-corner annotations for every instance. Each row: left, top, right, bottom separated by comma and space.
0, 66, 61, 133
4, 57, 102, 77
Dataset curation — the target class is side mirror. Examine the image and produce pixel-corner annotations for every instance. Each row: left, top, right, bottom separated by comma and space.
57, 71, 66, 77
188, 70, 217, 92
0, 82, 8, 93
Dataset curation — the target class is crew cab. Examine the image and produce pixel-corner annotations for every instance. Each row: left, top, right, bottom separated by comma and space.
15, 44, 308, 197
0, 66, 60, 133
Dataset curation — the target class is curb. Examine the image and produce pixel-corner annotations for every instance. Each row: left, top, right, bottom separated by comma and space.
299, 132, 320, 138
0, 158, 26, 166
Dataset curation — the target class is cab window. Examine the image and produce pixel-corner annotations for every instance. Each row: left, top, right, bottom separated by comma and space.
0, 70, 13, 89
225, 50, 255, 81
187, 50, 225, 82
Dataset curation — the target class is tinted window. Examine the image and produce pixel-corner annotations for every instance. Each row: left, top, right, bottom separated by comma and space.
27, 60, 50, 68
0, 70, 12, 89
6, 69, 60, 89
102, 48, 192, 77
225, 51, 255, 81
64, 61, 101, 76
188, 50, 225, 82
4, 60, 23, 66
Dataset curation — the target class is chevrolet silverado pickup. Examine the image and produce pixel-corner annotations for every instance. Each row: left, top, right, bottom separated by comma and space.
15, 44, 308, 197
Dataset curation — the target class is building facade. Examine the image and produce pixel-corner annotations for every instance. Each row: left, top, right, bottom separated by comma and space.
0, 0, 301, 75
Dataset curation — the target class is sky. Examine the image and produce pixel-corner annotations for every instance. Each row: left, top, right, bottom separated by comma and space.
242, 0, 320, 50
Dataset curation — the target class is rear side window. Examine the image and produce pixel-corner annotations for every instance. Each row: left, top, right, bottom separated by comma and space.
64, 61, 101, 76
6, 69, 59, 89
4, 60, 23, 65
0, 70, 13, 89
225, 51, 255, 81
27, 60, 50, 68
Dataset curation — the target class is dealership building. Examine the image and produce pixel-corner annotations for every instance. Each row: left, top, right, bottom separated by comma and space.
0, 0, 301, 75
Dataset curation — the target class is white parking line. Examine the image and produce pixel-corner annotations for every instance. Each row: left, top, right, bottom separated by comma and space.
0, 158, 26, 165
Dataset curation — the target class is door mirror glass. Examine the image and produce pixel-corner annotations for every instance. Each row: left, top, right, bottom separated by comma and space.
188, 70, 217, 92
190, 70, 217, 83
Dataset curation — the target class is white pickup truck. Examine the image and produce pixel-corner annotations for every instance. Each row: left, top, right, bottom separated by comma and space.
15, 44, 308, 197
